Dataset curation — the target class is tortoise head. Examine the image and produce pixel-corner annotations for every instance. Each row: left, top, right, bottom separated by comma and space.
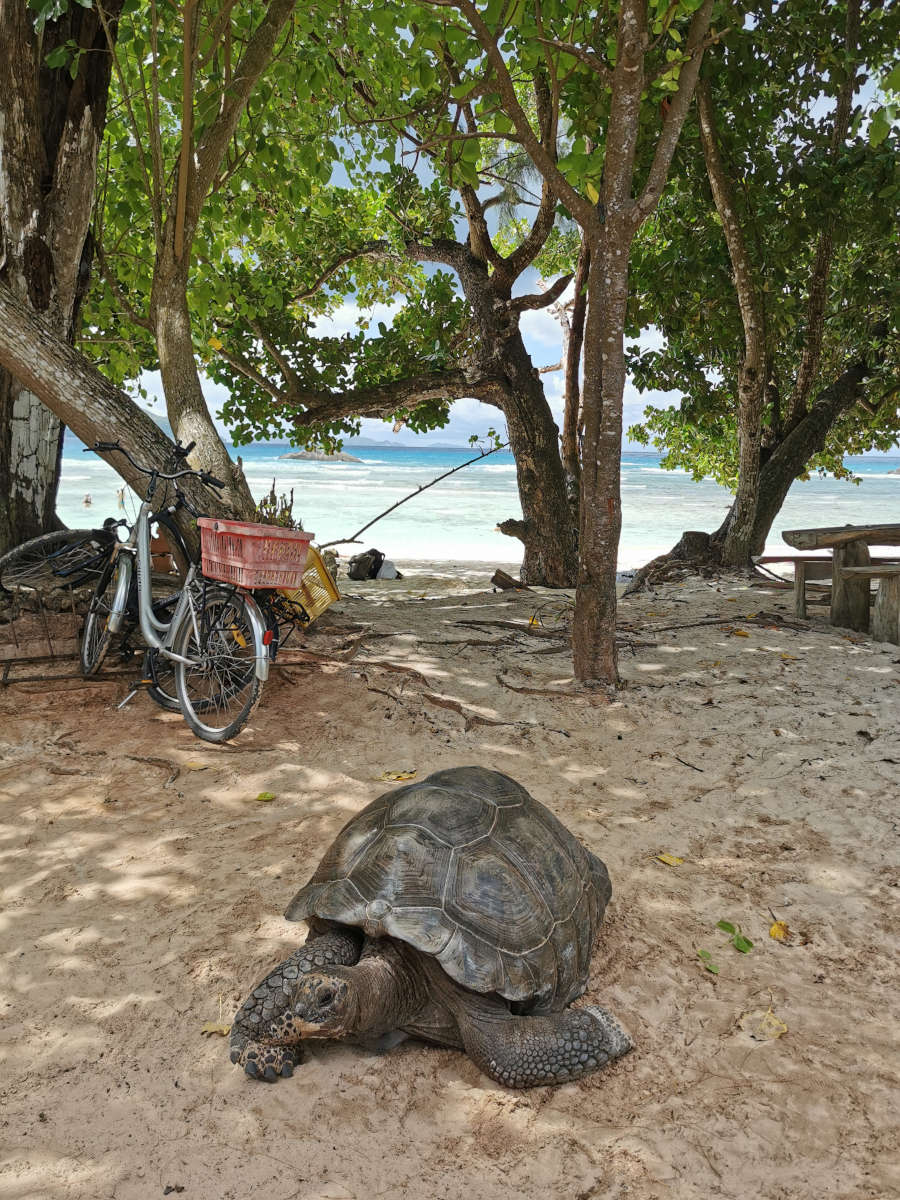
288, 969, 360, 1039
231, 962, 360, 1053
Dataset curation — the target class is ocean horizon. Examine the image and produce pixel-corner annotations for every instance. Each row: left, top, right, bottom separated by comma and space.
58, 436, 900, 571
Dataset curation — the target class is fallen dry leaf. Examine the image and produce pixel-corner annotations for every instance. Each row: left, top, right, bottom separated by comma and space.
731, 629, 751, 638
739, 1007, 788, 1041
379, 770, 417, 782
769, 920, 792, 943
185, 761, 210, 771
255, 791, 276, 803
200, 1022, 231, 1037
655, 853, 684, 867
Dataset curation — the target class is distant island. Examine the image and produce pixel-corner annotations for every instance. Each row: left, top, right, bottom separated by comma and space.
278, 449, 362, 463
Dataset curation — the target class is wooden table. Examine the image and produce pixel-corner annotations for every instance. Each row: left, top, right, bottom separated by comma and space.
782, 524, 900, 636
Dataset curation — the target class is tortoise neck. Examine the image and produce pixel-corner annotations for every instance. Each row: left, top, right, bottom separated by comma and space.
351, 938, 427, 1034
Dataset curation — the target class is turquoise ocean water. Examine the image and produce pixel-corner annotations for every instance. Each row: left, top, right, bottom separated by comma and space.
57, 438, 900, 571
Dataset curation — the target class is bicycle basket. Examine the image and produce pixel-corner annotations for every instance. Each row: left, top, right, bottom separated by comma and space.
277, 546, 340, 624
197, 518, 313, 589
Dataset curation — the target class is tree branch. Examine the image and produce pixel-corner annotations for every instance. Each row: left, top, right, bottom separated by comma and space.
189, 0, 296, 228
509, 272, 573, 312
534, 37, 610, 82
788, 0, 861, 423
500, 71, 562, 280
282, 366, 508, 425
216, 342, 287, 403
632, 0, 715, 227
422, 0, 599, 232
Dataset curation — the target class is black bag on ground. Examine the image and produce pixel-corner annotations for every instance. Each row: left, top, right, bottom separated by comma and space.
347, 547, 385, 580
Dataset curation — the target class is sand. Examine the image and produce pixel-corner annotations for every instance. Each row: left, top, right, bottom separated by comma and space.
1, 570, 898, 1200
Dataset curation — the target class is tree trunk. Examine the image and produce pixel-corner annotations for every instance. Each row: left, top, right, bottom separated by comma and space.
0, 0, 122, 553
744, 359, 870, 551
696, 79, 767, 568
561, 241, 589, 510
573, 241, 627, 683
495, 332, 578, 586
0, 283, 229, 549
450, 248, 577, 588
150, 247, 255, 517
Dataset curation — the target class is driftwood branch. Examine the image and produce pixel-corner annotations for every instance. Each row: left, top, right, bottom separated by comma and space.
318, 442, 509, 548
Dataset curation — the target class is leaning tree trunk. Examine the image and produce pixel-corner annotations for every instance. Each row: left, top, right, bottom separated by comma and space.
628, 355, 875, 591
0, 0, 122, 553
150, 245, 256, 518
0, 284, 230, 550
744, 359, 870, 551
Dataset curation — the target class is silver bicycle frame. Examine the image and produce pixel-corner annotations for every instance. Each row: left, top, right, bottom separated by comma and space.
106, 498, 269, 680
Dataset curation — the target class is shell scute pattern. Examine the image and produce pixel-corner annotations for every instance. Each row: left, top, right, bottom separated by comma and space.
284, 767, 611, 1008
445, 841, 550, 950
385, 784, 498, 847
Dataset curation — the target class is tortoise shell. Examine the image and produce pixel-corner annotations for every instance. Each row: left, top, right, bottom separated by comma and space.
285, 766, 611, 1011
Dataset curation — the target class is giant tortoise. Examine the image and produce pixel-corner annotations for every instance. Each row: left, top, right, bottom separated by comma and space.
229, 766, 631, 1088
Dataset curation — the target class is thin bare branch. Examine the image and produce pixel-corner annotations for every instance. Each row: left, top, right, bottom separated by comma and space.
421, 0, 598, 232
534, 36, 611, 82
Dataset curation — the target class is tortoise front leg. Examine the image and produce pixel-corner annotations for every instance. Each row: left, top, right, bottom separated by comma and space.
459, 1001, 632, 1089
230, 928, 363, 1082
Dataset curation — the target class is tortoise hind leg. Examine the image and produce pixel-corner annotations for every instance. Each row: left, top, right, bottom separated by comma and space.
458, 999, 632, 1089
230, 927, 363, 1081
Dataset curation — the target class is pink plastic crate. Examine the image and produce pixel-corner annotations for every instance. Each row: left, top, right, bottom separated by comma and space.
197, 518, 314, 589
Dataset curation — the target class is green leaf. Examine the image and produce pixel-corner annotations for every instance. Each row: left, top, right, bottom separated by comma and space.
733, 934, 754, 953
868, 108, 891, 147
44, 44, 71, 69
716, 920, 736, 935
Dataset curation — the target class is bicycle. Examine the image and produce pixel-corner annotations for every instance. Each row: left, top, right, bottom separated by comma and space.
0, 526, 118, 594
81, 440, 273, 743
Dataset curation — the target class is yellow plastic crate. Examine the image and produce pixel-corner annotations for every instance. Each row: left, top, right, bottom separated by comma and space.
277, 546, 340, 625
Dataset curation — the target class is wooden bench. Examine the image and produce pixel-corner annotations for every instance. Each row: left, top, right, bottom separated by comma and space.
839, 565, 900, 644
754, 555, 833, 619
783, 526, 900, 633
755, 555, 900, 620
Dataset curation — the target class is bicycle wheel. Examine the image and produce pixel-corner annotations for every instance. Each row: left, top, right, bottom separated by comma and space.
81, 555, 126, 675
0, 528, 113, 593
173, 586, 264, 742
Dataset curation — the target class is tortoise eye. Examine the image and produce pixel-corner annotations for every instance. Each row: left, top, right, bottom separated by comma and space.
317, 988, 335, 1009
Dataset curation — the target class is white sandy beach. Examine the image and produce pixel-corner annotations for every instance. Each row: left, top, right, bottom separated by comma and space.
1, 571, 898, 1199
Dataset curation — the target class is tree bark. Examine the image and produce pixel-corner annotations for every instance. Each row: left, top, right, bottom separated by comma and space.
0, 0, 122, 552
573, 237, 628, 682
561, 240, 589, 509
410, 241, 579, 587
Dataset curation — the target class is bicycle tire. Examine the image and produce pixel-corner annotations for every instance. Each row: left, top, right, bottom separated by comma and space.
0, 528, 113, 593
81, 555, 126, 675
173, 586, 264, 742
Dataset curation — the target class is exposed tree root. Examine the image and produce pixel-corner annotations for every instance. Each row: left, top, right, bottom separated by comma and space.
623, 530, 724, 596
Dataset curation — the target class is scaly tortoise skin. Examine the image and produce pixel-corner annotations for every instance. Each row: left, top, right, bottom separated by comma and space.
230, 766, 631, 1087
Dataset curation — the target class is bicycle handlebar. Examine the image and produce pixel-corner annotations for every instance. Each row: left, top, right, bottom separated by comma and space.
84, 440, 226, 492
